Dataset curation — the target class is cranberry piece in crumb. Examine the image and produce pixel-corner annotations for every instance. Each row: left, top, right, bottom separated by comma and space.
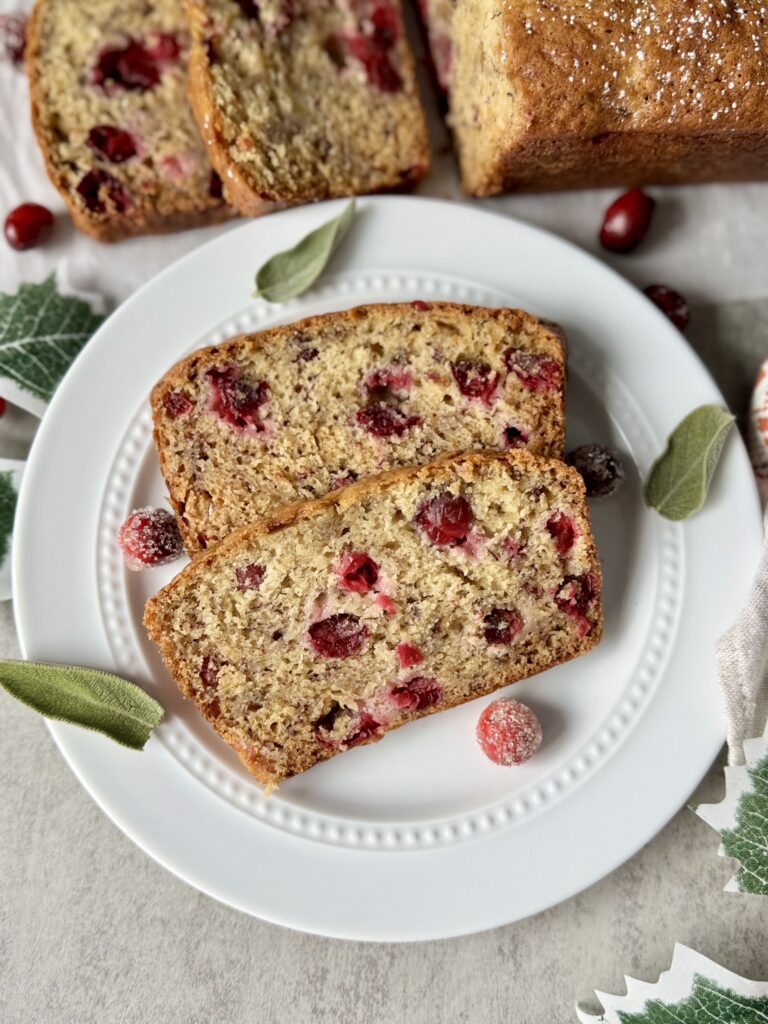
199, 655, 220, 689
146, 33, 181, 60
346, 710, 384, 746
396, 642, 423, 668
344, 33, 402, 92
236, 0, 261, 19
366, 366, 412, 395
483, 608, 524, 645
86, 125, 137, 163
476, 698, 542, 766
332, 469, 358, 489
411, 300, 429, 310
451, 360, 498, 404
207, 365, 268, 431
567, 444, 626, 498
355, 403, 421, 437
209, 171, 224, 198
599, 187, 655, 253
503, 425, 529, 450
370, 1, 400, 46
503, 535, 524, 558
547, 511, 576, 555
118, 507, 183, 571
163, 390, 193, 417
91, 35, 180, 92
309, 613, 369, 658
297, 346, 318, 362
0, 14, 27, 64
644, 284, 690, 331
555, 573, 598, 635
4, 203, 53, 250
390, 675, 443, 711
376, 594, 397, 615
337, 551, 379, 593
236, 563, 266, 591
415, 493, 473, 547
76, 169, 131, 214
504, 349, 562, 392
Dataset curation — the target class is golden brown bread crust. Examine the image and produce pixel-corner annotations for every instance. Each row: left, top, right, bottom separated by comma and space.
144, 449, 602, 788
449, 0, 768, 195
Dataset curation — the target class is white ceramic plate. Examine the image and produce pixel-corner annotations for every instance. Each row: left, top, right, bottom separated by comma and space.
14, 197, 761, 941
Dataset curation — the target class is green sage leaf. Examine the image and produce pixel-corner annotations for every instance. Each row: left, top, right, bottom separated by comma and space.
0, 660, 164, 750
644, 404, 735, 521
253, 200, 356, 302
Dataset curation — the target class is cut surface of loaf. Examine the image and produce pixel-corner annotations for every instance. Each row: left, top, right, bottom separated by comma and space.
436, 0, 768, 195
144, 451, 603, 789
152, 301, 567, 555
184, 0, 429, 214
27, 0, 229, 241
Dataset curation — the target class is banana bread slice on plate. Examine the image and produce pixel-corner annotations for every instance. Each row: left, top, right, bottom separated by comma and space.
27, 0, 230, 241
185, 0, 429, 214
144, 450, 602, 789
151, 301, 567, 555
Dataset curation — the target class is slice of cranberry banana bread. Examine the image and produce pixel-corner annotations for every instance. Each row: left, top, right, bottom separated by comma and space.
184, 0, 429, 214
144, 450, 603, 789
27, 0, 230, 241
152, 301, 567, 555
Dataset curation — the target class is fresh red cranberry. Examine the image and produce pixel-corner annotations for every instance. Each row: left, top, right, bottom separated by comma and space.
91, 35, 180, 92
4, 203, 54, 250
337, 551, 379, 593
504, 349, 562, 392
476, 698, 542, 766
503, 425, 529, 449
411, 300, 430, 310
547, 511, 576, 555
163, 390, 193, 417
355, 403, 421, 437
451, 360, 498, 404
483, 608, 523, 645
396, 642, 423, 668
644, 284, 690, 331
86, 125, 137, 163
0, 14, 26, 64
118, 507, 183, 570
76, 170, 131, 213
344, 33, 402, 92
599, 187, 655, 253
0, 398, 6, 418
414, 493, 473, 546
207, 365, 268, 431
390, 675, 443, 711
345, 710, 384, 746
199, 655, 220, 689
555, 573, 598, 635
365, 366, 412, 395
209, 171, 224, 198
235, 563, 266, 591
309, 613, 369, 658
567, 445, 626, 498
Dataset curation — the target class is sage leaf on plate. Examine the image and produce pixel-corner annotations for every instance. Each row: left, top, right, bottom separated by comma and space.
253, 200, 356, 302
0, 660, 164, 750
644, 404, 735, 521
0, 275, 105, 407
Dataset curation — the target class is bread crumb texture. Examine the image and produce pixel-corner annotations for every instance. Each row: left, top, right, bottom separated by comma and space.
144, 450, 603, 788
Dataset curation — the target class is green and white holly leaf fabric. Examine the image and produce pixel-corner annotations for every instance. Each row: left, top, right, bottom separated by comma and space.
695, 730, 768, 894
576, 943, 768, 1023
0, 459, 24, 602
0, 275, 106, 417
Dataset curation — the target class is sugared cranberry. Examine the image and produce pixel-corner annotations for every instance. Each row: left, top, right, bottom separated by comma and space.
555, 573, 598, 635
0, 14, 27, 64
4, 203, 54, 250
567, 444, 626, 498
236, 563, 266, 591
483, 608, 523, 645
163, 390, 193, 417
476, 698, 542, 766
415, 493, 473, 546
396, 642, 423, 668
644, 284, 690, 331
355, 403, 421, 437
207, 365, 268, 431
344, 33, 402, 92
309, 613, 369, 658
451, 360, 498, 404
365, 366, 412, 395
390, 675, 443, 711
91, 35, 180, 92
504, 349, 562, 392
209, 171, 224, 198
599, 187, 655, 253
199, 655, 220, 689
503, 425, 529, 449
86, 125, 137, 163
547, 511, 576, 555
345, 710, 384, 746
76, 169, 131, 213
337, 551, 379, 593
118, 507, 183, 570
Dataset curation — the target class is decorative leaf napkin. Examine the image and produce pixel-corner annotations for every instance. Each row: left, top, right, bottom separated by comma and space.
576, 943, 768, 1023
0, 458, 24, 602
